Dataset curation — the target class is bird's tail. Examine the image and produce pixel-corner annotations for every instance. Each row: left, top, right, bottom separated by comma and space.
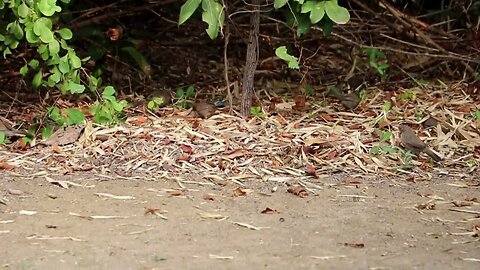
424, 148, 442, 162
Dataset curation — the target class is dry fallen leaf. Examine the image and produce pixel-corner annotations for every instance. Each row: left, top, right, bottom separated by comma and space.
42, 124, 85, 146
0, 161, 15, 170
233, 187, 247, 197
261, 207, 278, 214
287, 187, 308, 198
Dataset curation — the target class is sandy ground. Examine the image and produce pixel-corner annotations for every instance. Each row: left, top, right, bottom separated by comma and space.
0, 172, 479, 270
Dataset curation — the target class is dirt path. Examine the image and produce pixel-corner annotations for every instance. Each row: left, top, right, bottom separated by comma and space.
0, 173, 478, 269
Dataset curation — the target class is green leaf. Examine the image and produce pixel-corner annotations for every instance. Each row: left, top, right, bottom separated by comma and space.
66, 108, 85, 125
370, 146, 380, 155
20, 65, 29, 76
383, 100, 392, 112
48, 40, 60, 56
475, 110, 480, 122
42, 126, 54, 139
103, 86, 116, 97
274, 0, 289, 9
275, 46, 299, 69
57, 28, 73, 40
38, 0, 62, 16
29, 59, 39, 69
0, 132, 7, 144
202, 0, 225, 39
296, 13, 312, 37
179, 0, 202, 25
48, 67, 61, 84
58, 55, 70, 74
32, 70, 43, 89
68, 51, 82, 69
301, 0, 326, 24
18, 3, 30, 18
186, 85, 195, 97
66, 82, 85, 94
324, 0, 350, 24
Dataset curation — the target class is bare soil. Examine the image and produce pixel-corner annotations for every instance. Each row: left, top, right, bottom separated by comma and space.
1, 172, 479, 270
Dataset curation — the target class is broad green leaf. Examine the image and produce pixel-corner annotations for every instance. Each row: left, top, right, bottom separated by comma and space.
383, 100, 392, 112
38, 0, 62, 16
48, 40, 60, 56
0, 132, 6, 144
26, 29, 39, 43
48, 67, 61, 84
57, 28, 73, 40
296, 13, 311, 37
202, 0, 225, 39
275, 46, 299, 69
324, 0, 350, 24
274, 0, 288, 9
42, 126, 54, 139
18, 3, 29, 18
68, 51, 82, 69
32, 70, 43, 89
58, 55, 70, 73
29, 59, 39, 68
66, 108, 85, 125
67, 82, 85, 94
20, 65, 29, 76
179, 0, 202, 25
301, 0, 326, 24
103, 86, 115, 97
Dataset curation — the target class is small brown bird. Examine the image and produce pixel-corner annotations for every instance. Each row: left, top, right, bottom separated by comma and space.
340, 92, 360, 110
399, 125, 442, 162
193, 101, 216, 119
0, 116, 27, 137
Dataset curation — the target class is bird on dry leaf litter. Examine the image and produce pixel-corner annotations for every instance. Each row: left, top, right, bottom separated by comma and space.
399, 125, 442, 162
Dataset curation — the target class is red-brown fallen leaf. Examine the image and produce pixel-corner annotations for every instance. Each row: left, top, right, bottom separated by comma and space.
306, 165, 317, 178
465, 197, 478, 202
326, 150, 338, 160
261, 207, 278, 214
180, 144, 193, 154
203, 194, 215, 201
456, 105, 471, 113
178, 153, 190, 161
199, 127, 213, 135
222, 149, 245, 159
132, 116, 148, 126
466, 180, 480, 186
52, 145, 62, 154
344, 179, 362, 185
274, 114, 288, 126
319, 113, 334, 122
0, 161, 15, 171
344, 242, 365, 248
378, 120, 390, 129
293, 96, 307, 111
167, 191, 185, 197
302, 145, 315, 154
233, 187, 247, 197
287, 187, 308, 198
279, 132, 295, 139
387, 114, 398, 121
452, 201, 473, 207
144, 207, 161, 215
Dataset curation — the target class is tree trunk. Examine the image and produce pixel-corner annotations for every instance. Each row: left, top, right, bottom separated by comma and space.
240, 0, 260, 117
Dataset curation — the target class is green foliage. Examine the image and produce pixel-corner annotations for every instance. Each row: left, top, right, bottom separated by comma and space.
275, 46, 299, 69
48, 107, 85, 126
475, 110, 480, 122
0, 132, 7, 144
250, 106, 264, 118
363, 48, 389, 77
90, 86, 128, 124
41, 125, 54, 140
179, 0, 225, 39
370, 130, 401, 156
176, 85, 195, 108
148, 96, 167, 110
305, 83, 314, 96
398, 90, 417, 101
